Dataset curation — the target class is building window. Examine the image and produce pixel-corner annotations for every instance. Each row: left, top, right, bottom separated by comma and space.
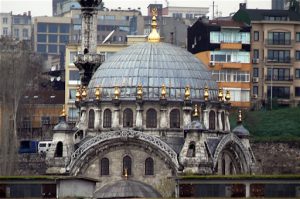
267, 86, 290, 99
68, 107, 79, 122
59, 35, 69, 43
254, 31, 259, 41
2, 27, 8, 36
253, 49, 259, 59
41, 116, 50, 126
295, 69, 300, 79
37, 34, 46, 42
13, 17, 20, 24
49, 24, 58, 33
211, 70, 250, 82
170, 109, 180, 128
187, 142, 196, 157
209, 110, 216, 130
48, 35, 58, 43
123, 108, 133, 127
268, 32, 291, 45
267, 50, 290, 63
14, 28, 19, 39
69, 89, 76, 100
253, 68, 259, 77
88, 109, 95, 129
146, 109, 157, 128
48, 44, 57, 53
22, 116, 31, 129
123, 155, 132, 176
296, 51, 300, 60
103, 109, 112, 128
145, 157, 154, 175
100, 158, 109, 176
295, 87, 300, 97
221, 112, 225, 131
37, 23, 47, 32
2, 17, 8, 24
297, 32, 300, 42
37, 44, 47, 53
22, 28, 28, 39
267, 68, 290, 81
253, 86, 258, 95
60, 24, 70, 33
55, 142, 63, 157
70, 52, 78, 62
69, 70, 80, 81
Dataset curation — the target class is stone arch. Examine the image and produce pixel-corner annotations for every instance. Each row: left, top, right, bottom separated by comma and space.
103, 108, 112, 128
55, 141, 63, 157
209, 110, 216, 130
67, 130, 180, 175
213, 134, 252, 174
123, 108, 133, 127
146, 108, 157, 128
88, 109, 95, 129
170, 108, 180, 128
145, 157, 154, 175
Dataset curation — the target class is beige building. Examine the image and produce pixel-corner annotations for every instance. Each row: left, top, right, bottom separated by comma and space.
233, 5, 300, 108
65, 36, 147, 122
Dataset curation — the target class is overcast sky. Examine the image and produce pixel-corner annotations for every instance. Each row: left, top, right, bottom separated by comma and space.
0, 0, 271, 17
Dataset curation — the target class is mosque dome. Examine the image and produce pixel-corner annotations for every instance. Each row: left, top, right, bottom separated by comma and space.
88, 42, 218, 101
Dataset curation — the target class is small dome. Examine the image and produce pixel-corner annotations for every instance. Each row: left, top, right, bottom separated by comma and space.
53, 120, 72, 131
88, 42, 218, 101
232, 124, 250, 138
184, 120, 206, 130
93, 180, 162, 198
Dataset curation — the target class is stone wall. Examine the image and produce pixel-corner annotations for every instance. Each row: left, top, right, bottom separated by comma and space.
17, 153, 47, 175
252, 141, 300, 174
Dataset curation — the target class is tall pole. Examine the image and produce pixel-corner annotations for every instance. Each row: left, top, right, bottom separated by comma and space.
212, 1, 215, 19
271, 66, 273, 110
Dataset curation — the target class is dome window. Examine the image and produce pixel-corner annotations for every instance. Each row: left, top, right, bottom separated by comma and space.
100, 158, 109, 176
88, 109, 95, 129
209, 110, 216, 130
187, 142, 196, 157
170, 109, 180, 128
123, 155, 132, 176
123, 109, 133, 128
145, 157, 154, 175
103, 109, 112, 128
55, 141, 63, 157
146, 109, 157, 128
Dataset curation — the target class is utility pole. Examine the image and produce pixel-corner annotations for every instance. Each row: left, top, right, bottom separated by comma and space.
212, 1, 215, 19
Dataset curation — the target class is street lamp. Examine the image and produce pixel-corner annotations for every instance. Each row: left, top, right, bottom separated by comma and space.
267, 59, 277, 110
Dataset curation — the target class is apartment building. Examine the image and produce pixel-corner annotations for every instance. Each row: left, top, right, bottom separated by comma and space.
187, 18, 251, 108
0, 11, 31, 41
233, 4, 300, 108
65, 36, 147, 122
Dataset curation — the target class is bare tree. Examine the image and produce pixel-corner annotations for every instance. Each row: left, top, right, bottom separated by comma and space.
0, 38, 42, 175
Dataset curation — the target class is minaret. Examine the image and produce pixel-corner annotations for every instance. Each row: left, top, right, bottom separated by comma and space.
74, 0, 105, 86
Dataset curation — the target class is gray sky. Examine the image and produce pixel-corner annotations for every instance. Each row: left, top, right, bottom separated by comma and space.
0, 0, 271, 17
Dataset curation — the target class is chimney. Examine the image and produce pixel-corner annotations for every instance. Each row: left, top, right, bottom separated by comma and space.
28, 11, 31, 16
240, 3, 247, 9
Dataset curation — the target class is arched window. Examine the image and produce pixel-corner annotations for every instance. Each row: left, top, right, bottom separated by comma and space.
88, 109, 95, 129
222, 157, 226, 175
100, 158, 109, 176
123, 155, 132, 175
187, 142, 196, 157
145, 157, 154, 175
55, 141, 63, 157
221, 112, 225, 131
146, 109, 157, 128
170, 109, 180, 128
209, 110, 216, 130
123, 109, 133, 127
103, 109, 112, 128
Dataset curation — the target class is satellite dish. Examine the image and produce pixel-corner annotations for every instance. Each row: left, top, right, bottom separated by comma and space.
102, 30, 115, 44
50, 77, 55, 82
56, 76, 61, 81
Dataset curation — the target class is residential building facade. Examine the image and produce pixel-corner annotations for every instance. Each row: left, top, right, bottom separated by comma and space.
187, 19, 251, 108
234, 5, 300, 108
0, 12, 31, 41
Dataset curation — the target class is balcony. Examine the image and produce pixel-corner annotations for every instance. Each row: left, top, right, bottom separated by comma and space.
265, 39, 294, 48
265, 75, 293, 82
264, 57, 294, 66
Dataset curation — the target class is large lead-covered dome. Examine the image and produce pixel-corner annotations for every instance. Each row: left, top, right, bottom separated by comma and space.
88, 42, 218, 100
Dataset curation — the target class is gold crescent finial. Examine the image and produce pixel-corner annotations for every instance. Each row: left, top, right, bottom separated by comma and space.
95, 86, 101, 100
76, 86, 81, 102
114, 86, 120, 100
225, 90, 231, 102
148, 8, 160, 43
81, 86, 87, 100
218, 88, 223, 101
184, 85, 190, 100
60, 105, 66, 117
204, 85, 209, 101
161, 83, 166, 99
193, 104, 199, 117
137, 84, 143, 99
